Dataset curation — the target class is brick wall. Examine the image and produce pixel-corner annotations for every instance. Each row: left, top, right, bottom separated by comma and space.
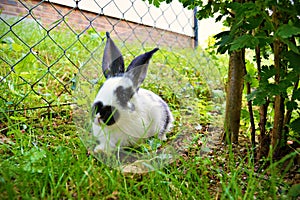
0, 0, 195, 49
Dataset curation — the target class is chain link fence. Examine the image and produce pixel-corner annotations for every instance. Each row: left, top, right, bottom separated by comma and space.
0, 0, 225, 119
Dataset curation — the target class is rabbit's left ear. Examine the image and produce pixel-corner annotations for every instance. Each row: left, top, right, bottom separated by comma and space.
125, 48, 159, 89
102, 32, 125, 78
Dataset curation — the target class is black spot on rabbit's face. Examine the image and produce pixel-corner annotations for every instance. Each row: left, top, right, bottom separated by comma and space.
114, 86, 135, 108
92, 101, 119, 126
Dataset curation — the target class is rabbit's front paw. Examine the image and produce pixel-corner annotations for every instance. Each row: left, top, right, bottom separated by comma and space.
93, 143, 106, 153
158, 132, 167, 141
93, 139, 114, 153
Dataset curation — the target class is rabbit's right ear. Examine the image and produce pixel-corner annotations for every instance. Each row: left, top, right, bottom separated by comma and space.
102, 32, 125, 78
125, 48, 159, 89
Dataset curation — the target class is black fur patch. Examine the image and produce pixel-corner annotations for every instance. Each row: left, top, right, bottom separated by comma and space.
92, 101, 119, 126
114, 86, 135, 108
160, 101, 171, 134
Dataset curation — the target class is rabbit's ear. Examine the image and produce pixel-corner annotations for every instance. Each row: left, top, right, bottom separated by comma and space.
125, 48, 159, 89
102, 32, 125, 78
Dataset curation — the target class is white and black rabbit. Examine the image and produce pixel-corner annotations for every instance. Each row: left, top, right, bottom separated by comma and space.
92, 32, 174, 153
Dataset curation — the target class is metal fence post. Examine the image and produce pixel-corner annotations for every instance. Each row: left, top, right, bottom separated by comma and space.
193, 7, 198, 48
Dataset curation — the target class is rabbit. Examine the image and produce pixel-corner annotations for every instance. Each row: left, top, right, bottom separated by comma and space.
91, 32, 174, 153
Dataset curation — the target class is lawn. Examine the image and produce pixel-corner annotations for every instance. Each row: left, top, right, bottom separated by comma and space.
0, 18, 298, 199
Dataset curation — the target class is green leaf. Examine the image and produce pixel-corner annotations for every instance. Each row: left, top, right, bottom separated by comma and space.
278, 79, 293, 91
246, 61, 256, 76
214, 31, 231, 40
276, 24, 300, 39
285, 51, 300, 73
260, 65, 276, 80
246, 91, 256, 101
253, 96, 266, 105
244, 74, 252, 83
292, 88, 300, 100
230, 35, 259, 51
288, 184, 300, 199
290, 118, 300, 134
14, 53, 36, 76
244, 74, 259, 88
247, 90, 267, 105
22, 148, 47, 173
281, 38, 300, 54
285, 71, 299, 83
243, 16, 264, 30
256, 35, 273, 47
268, 84, 281, 96
286, 101, 298, 111
214, 31, 232, 54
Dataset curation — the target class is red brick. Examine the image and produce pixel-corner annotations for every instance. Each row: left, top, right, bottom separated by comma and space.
1, 0, 194, 48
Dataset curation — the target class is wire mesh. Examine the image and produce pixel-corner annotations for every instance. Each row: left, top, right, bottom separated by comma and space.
0, 0, 202, 113
0, 0, 227, 172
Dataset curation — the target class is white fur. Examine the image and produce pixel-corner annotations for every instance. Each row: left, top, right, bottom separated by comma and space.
92, 77, 174, 153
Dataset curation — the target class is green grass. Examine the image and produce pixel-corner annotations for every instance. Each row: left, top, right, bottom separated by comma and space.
1, 113, 297, 199
1, 17, 298, 199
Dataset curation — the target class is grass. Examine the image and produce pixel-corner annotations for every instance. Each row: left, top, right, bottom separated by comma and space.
1, 17, 298, 199
1, 113, 297, 199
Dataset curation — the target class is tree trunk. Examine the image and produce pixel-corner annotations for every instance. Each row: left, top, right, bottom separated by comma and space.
224, 50, 245, 144
284, 77, 299, 134
257, 102, 270, 159
283, 37, 299, 142
272, 39, 285, 158
246, 82, 256, 149
271, 5, 285, 158
243, 57, 256, 150
256, 46, 270, 159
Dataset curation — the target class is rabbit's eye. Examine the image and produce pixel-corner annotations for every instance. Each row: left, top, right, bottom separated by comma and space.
114, 86, 134, 108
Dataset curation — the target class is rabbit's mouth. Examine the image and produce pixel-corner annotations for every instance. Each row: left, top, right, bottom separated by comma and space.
92, 101, 120, 126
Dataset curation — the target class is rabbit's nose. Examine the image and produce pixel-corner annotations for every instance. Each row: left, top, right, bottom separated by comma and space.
97, 117, 102, 124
